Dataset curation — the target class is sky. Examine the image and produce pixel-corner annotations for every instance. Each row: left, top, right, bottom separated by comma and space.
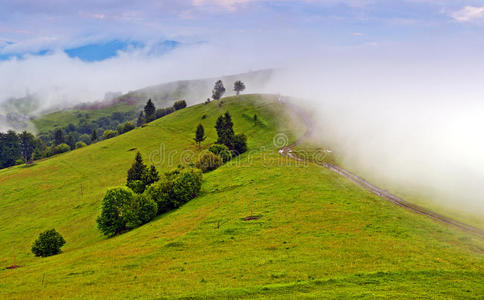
1, 1, 484, 216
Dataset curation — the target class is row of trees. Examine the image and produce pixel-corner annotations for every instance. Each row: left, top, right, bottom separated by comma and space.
97, 152, 202, 236
211, 80, 246, 100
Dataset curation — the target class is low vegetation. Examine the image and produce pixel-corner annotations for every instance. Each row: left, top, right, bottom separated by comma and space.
31, 229, 66, 257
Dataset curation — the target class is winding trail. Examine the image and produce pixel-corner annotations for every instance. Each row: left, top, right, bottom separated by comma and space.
279, 102, 484, 239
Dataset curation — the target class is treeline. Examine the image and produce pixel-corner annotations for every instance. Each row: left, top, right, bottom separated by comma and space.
0, 99, 187, 169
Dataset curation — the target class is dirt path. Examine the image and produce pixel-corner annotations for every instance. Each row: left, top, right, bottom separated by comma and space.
279, 102, 484, 239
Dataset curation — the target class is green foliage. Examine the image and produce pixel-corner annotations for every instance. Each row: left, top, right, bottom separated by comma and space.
31, 229, 66, 257
212, 80, 226, 100
19, 131, 35, 164
215, 112, 234, 148
102, 130, 117, 140
146, 167, 202, 212
54, 128, 65, 146
232, 133, 248, 155
91, 129, 97, 142
117, 121, 135, 134
208, 144, 231, 163
137, 111, 145, 127
52, 143, 70, 155
195, 152, 223, 173
96, 187, 135, 236
194, 124, 206, 148
144, 165, 160, 187
127, 180, 145, 194
0, 130, 21, 168
173, 100, 187, 111
155, 107, 175, 119
144, 99, 156, 122
125, 194, 158, 229
127, 152, 148, 184
233, 80, 246, 95
75, 141, 87, 149
126, 152, 159, 193
78, 134, 91, 145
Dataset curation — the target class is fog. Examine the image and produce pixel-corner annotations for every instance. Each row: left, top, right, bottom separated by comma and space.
0, 37, 483, 218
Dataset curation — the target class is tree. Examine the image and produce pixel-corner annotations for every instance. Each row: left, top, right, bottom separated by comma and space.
91, 129, 98, 142
173, 100, 187, 110
97, 187, 135, 236
215, 112, 235, 148
194, 124, 206, 149
137, 111, 145, 127
212, 80, 226, 100
232, 134, 248, 155
66, 133, 75, 150
253, 114, 258, 126
144, 99, 156, 122
127, 152, 148, 184
31, 229, 66, 257
19, 131, 35, 165
234, 80, 246, 95
195, 152, 223, 173
143, 165, 160, 187
52, 143, 71, 155
0, 131, 20, 168
54, 128, 65, 146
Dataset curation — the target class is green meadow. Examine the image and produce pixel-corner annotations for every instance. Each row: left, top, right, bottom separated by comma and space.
0, 94, 483, 299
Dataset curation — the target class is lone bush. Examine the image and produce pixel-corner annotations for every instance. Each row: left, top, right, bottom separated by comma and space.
52, 143, 70, 155
102, 130, 117, 140
208, 144, 231, 162
195, 152, 223, 173
75, 141, 87, 149
31, 229, 66, 257
173, 100, 187, 110
232, 134, 248, 156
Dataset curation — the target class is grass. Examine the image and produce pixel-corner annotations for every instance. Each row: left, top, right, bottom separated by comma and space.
0, 94, 483, 299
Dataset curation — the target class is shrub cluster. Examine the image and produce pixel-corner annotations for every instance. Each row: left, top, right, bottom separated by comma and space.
195, 152, 223, 173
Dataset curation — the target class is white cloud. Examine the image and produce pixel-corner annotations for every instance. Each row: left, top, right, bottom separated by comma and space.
192, 0, 254, 11
450, 6, 484, 22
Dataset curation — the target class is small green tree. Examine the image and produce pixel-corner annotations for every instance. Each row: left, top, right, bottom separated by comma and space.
19, 131, 35, 165
234, 80, 246, 95
75, 141, 87, 149
31, 229, 66, 257
144, 99, 156, 122
215, 112, 235, 149
54, 128, 65, 146
194, 124, 206, 149
195, 152, 223, 173
97, 187, 135, 236
232, 134, 248, 155
91, 129, 98, 142
52, 143, 71, 155
143, 165, 160, 187
127, 152, 148, 184
212, 80, 226, 100
253, 114, 258, 126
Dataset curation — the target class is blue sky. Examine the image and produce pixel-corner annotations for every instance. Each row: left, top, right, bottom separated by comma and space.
1, 0, 484, 61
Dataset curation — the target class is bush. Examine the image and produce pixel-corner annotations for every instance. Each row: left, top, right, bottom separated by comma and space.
155, 107, 175, 119
125, 194, 158, 229
173, 100, 187, 110
208, 144, 231, 163
102, 130, 117, 140
232, 134, 248, 156
127, 180, 146, 194
97, 187, 158, 236
195, 152, 223, 173
75, 141, 87, 149
78, 134, 91, 145
146, 167, 202, 213
31, 229, 66, 257
117, 121, 135, 134
97, 187, 136, 236
52, 143, 70, 155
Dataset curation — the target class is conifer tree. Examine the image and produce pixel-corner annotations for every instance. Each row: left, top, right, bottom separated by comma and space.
194, 124, 206, 149
91, 129, 97, 142
144, 99, 156, 122
19, 131, 35, 165
137, 111, 145, 127
54, 128, 65, 146
127, 152, 148, 183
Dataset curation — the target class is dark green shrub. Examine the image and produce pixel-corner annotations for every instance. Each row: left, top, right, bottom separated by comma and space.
75, 141, 87, 149
127, 180, 145, 194
102, 130, 117, 140
125, 194, 158, 229
52, 143, 70, 155
208, 144, 231, 162
146, 167, 202, 213
195, 152, 223, 173
31, 229, 66, 257
232, 134, 248, 156
117, 121, 135, 134
97, 187, 135, 236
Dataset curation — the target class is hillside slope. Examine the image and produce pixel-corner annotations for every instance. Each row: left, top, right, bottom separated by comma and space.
0, 95, 483, 299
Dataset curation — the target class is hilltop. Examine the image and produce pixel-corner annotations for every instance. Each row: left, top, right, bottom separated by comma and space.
0, 94, 483, 299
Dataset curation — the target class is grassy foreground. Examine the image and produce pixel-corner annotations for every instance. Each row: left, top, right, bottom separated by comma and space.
0, 94, 483, 299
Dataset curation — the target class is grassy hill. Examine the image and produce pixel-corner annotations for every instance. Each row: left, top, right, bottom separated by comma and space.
0, 94, 483, 299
